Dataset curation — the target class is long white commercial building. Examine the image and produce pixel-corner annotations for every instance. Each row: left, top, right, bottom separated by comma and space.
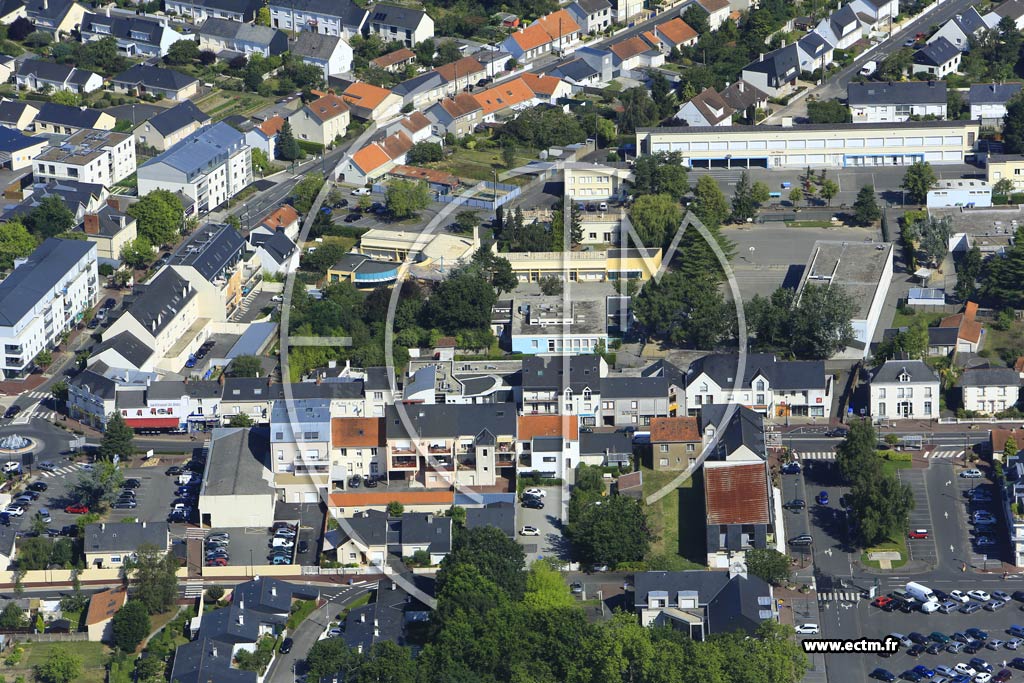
636, 120, 981, 169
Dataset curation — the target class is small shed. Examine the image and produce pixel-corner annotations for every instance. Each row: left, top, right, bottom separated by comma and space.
908, 288, 945, 307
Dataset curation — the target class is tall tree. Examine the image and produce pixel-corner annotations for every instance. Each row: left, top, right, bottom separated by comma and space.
23, 196, 75, 239
227, 355, 263, 377
34, 647, 82, 683
126, 544, 180, 614
275, 119, 301, 161
731, 170, 769, 222
820, 179, 839, 206
1005, 92, 1024, 154
789, 284, 856, 359
616, 87, 660, 133
70, 460, 124, 510
165, 39, 199, 65
852, 185, 881, 225
0, 220, 37, 270
745, 548, 791, 585
955, 245, 983, 300
634, 271, 733, 348
111, 600, 150, 652
918, 215, 952, 266
630, 193, 681, 248
99, 412, 135, 461
436, 525, 526, 600
631, 152, 689, 200
385, 179, 431, 219
425, 267, 498, 333
567, 494, 652, 567
691, 175, 730, 229
901, 161, 937, 205
127, 189, 183, 246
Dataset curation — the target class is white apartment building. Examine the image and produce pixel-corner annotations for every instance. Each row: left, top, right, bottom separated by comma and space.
32, 129, 136, 187
959, 368, 1020, 415
270, 399, 331, 503
0, 239, 97, 379
137, 122, 252, 215
869, 360, 940, 421
267, 0, 368, 39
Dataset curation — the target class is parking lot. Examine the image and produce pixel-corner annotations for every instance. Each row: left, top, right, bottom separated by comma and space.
845, 593, 1024, 681
516, 486, 565, 564
901, 468, 939, 567
199, 524, 300, 570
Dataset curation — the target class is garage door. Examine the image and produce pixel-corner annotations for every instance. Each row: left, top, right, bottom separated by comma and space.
303, 491, 318, 503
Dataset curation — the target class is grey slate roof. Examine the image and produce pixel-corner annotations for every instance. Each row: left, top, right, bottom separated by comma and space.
35, 102, 109, 130
148, 380, 221, 400
870, 359, 939, 383
91, 331, 153, 369
127, 268, 196, 338
719, 79, 769, 111
686, 353, 826, 391
16, 60, 78, 84
69, 369, 117, 399
80, 13, 169, 47
384, 403, 516, 439
0, 100, 38, 127
251, 230, 296, 264
202, 427, 275, 497
915, 37, 960, 67
84, 521, 169, 554
198, 18, 281, 45
952, 7, 989, 35
392, 71, 445, 99
928, 326, 960, 346
959, 367, 1020, 387
171, 224, 246, 281
0, 238, 94, 327
465, 502, 515, 538
848, 80, 947, 105
831, 3, 860, 30
401, 513, 452, 553
970, 82, 1024, 105
141, 122, 246, 177
521, 355, 602, 392
601, 376, 666, 399
699, 404, 766, 460
0, 126, 43, 154
171, 0, 262, 16
572, 0, 613, 14
88, 204, 135, 238
290, 31, 342, 61
743, 43, 799, 87
368, 3, 429, 29
147, 100, 211, 137
112, 64, 199, 92
634, 570, 773, 635
580, 430, 634, 456
641, 358, 686, 387
550, 57, 600, 81
342, 578, 431, 653
231, 576, 318, 614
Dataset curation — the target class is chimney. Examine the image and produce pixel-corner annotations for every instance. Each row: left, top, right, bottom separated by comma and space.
738, 81, 745, 93
106, 197, 119, 210
271, 585, 276, 597
42, 0, 47, 9
105, 4, 109, 16
239, 598, 244, 610
84, 214, 100, 235
211, 645, 218, 657
781, 116, 794, 127
360, 612, 366, 623
118, 214, 126, 229
101, 523, 105, 531
237, 613, 244, 625
219, 373, 225, 386
316, 375, 322, 385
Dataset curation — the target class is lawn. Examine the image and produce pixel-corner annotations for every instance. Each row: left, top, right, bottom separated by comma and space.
860, 535, 908, 569
641, 467, 707, 569
784, 220, 837, 228
286, 599, 318, 631
321, 235, 357, 253
194, 90, 277, 122
431, 147, 540, 186
977, 318, 1024, 365
890, 309, 944, 331
5, 641, 111, 683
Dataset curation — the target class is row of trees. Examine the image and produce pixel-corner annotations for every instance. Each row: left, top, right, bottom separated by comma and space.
836, 420, 915, 547
302, 516, 808, 683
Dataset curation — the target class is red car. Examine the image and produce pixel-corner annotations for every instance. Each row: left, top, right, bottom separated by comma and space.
909, 529, 929, 539
205, 557, 227, 567
872, 596, 893, 609
64, 504, 89, 514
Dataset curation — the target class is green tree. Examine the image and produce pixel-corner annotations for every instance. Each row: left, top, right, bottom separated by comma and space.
539, 275, 563, 295
119, 236, 153, 269
251, 147, 274, 176
692, 175, 730, 229
575, 463, 606, 493
947, 88, 966, 119
745, 548, 792, 585
983, 226, 1024, 307
256, 6, 271, 25
1006, 92, 1024, 154
901, 161, 937, 205
70, 460, 124, 510
879, 47, 913, 80
305, 638, 359, 680
227, 355, 263, 377
51, 380, 68, 406
275, 119, 301, 161
453, 210, 480, 233
35, 647, 81, 683
1006, 436, 1019, 459
501, 143, 517, 170
23, 196, 75, 239
0, 602, 23, 628
568, 494, 652, 567
127, 189, 183, 246
730, 170, 765, 222
918, 215, 952, 266
630, 193, 682, 249
436, 525, 526, 600
424, 267, 497, 333
631, 152, 689, 200
0, 220, 36, 271
875, 316, 929, 362
292, 172, 325, 214
955, 244, 983, 300
111, 600, 150, 652
99, 412, 135, 461
227, 413, 254, 427
469, 248, 517, 295
994, 177, 1015, 197
523, 559, 575, 610
125, 544, 179, 614
49, 90, 79, 106
820, 179, 839, 206
853, 185, 881, 225
165, 39, 199, 65
407, 142, 444, 164
386, 501, 404, 516
385, 179, 431, 219
634, 270, 733, 348
789, 284, 856, 359
806, 99, 852, 123
550, 202, 583, 249
446, 505, 466, 527
617, 87, 660, 133
788, 186, 804, 207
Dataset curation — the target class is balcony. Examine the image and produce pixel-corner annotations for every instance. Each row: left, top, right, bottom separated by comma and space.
391, 456, 418, 469
4, 345, 22, 355
427, 445, 450, 454
497, 442, 515, 453
391, 446, 416, 455
496, 455, 516, 467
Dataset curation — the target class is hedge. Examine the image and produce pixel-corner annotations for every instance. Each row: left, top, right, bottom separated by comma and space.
880, 449, 912, 462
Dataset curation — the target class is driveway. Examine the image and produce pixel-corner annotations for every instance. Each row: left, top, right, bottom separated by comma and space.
516, 486, 566, 564
266, 581, 373, 683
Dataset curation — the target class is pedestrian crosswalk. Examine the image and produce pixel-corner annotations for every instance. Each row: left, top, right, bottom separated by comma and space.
925, 450, 963, 459
8, 390, 55, 425
818, 592, 861, 603
37, 463, 86, 478
797, 452, 836, 460
183, 580, 204, 598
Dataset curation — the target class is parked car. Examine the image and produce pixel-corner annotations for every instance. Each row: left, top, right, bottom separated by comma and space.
784, 499, 806, 511
3, 405, 21, 419
872, 669, 897, 682
909, 529, 929, 539
280, 638, 293, 654
64, 504, 89, 514
781, 461, 801, 474
112, 500, 137, 509
520, 525, 540, 536
789, 534, 814, 547
27, 482, 47, 492
523, 498, 544, 510
523, 487, 546, 498
816, 491, 829, 505
970, 590, 993, 602
37, 462, 56, 472
794, 624, 819, 635
950, 591, 971, 603
122, 478, 141, 489
961, 469, 984, 479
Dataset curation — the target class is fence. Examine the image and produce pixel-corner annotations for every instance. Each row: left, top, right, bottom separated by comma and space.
10, 632, 89, 643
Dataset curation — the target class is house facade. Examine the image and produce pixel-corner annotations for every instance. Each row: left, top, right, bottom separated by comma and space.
869, 360, 940, 420
959, 367, 1020, 415
847, 81, 947, 123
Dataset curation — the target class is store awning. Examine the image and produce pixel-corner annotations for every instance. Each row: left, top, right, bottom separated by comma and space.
124, 417, 180, 429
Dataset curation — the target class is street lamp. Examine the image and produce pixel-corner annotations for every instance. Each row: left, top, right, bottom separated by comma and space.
249, 548, 254, 577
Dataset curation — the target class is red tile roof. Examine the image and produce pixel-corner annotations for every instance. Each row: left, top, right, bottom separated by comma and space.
656, 17, 698, 46
473, 77, 537, 115
258, 115, 285, 136
520, 72, 562, 97
439, 92, 483, 118
351, 143, 392, 175
704, 462, 771, 525
649, 416, 701, 443
371, 47, 416, 69
518, 415, 579, 441
260, 204, 299, 230
389, 164, 461, 188
331, 417, 384, 448
434, 56, 485, 83
610, 35, 656, 60
511, 9, 580, 51
341, 82, 395, 112
85, 586, 127, 626
304, 94, 349, 122
940, 301, 982, 344
697, 0, 730, 13
400, 111, 431, 133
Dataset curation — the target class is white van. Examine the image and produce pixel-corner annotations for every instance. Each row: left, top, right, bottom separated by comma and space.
920, 600, 939, 613
271, 536, 294, 548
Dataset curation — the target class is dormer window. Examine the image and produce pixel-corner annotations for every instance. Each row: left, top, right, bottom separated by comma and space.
583, 387, 591, 399
755, 379, 765, 391
564, 387, 573, 397
898, 372, 911, 383
699, 383, 708, 393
